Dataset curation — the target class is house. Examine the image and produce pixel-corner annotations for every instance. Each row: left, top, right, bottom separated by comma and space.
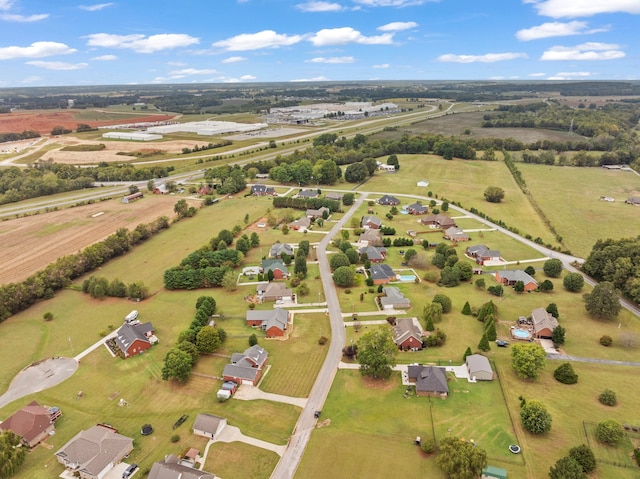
407, 365, 449, 398
625, 197, 640, 205
121, 192, 143, 204
0, 401, 60, 448
381, 286, 411, 310
251, 184, 276, 196
392, 317, 423, 350
257, 282, 293, 302
246, 308, 290, 337
420, 214, 456, 229
359, 229, 383, 247
261, 259, 289, 280
289, 216, 311, 231
153, 183, 168, 194
269, 242, 293, 258
223, 345, 269, 386
297, 189, 319, 199
466, 354, 494, 381
494, 270, 538, 292
192, 414, 227, 440
406, 202, 428, 215
325, 192, 343, 201
370, 263, 396, 284
358, 245, 387, 263
148, 454, 215, 479
531, 307, 558, 339
466, 245, 502, 265
197, 185, 212, 196
444, 226, 470, 242
114, 321, 157, 358
378, 194, 400, 206
361, 215, 382, 229
55, 425, 133, 479
306, 206, 330, 220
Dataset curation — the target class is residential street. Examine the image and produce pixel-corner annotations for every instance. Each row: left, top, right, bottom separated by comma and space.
269, 193, 367, 479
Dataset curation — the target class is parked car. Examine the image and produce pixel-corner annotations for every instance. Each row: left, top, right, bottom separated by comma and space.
314, 410, 321, 418
496, 340, 509, 347
122, 463, 138, 479
125, 310, 138, 323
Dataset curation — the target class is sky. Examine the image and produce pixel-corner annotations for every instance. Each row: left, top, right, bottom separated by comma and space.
0, 0, 638, 87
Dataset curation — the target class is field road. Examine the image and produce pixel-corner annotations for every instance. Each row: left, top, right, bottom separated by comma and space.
270, 193, 367, 479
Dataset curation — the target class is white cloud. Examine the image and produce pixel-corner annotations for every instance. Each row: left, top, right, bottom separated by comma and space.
529, 0, 640, 18
0, 0, 13, 10
85, 33, 199, 53
0, 41, 76, 60
377, 21, 417, 31
296, 1, 344, 12
528, 72, 546, 76
290, 75, 330, 82
548, 72, 594, 79
307, 56, 354, 63
213, 30, 304, 51
21, 75, 41, 83
373, 63, 390, 68
167, 61, 186, 66
222, 56, 247, 63
79, 3, 114, 11
223, 74, 257, 82
169, 68, 218, 76
26, 61, 88, 70
516, 21, 608, 41
437, 52, 528, 63
91, 54, 117, 60
353, 0, 430, 6
541, 42, 625, 60
309, 27, 394, 46
0, 12, 48, 22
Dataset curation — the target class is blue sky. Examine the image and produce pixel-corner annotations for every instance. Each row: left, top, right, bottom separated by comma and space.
0, 0, 638, 87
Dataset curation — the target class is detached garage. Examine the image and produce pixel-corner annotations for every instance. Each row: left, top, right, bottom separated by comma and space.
193, 414, 227, 440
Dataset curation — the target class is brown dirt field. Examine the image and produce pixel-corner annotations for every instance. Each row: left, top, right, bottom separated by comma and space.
0, 111, 175, 135
0, 195, 199, 284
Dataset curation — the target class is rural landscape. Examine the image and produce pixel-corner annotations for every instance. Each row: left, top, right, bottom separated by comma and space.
0, 80, 640, 479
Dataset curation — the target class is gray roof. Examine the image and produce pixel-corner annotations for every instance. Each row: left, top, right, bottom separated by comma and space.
306, 206, 330, 218
422, 214, 456, 228
407, 202, 428, 213
496, 270, 537, 286
445, 226, 469, 240
531, 307, 558, 334
466, 245, 500, 258
261, 282, 292, 299
251, 184, 275, 194
325, 192, 343, 201
378, 195, 400, 205
148, 455, 214, 479
226, 344, 269, 382
359, 229, 382, 244
223, 364, 259, 382
193, 414, 226, 436
370, 263, 395, 281
246, 308, 289, 331
358, 245, 386, 261
290, 216, 311, 229
114, 322, 154, 354
381, 287, 411, 308
55, 426, 133, 479
298, 189, 319, 198
361, 215, 382, 228
392, 317, 422, 345
269, 242, 293, 258
466, 354, 493, 376
415, 366, 449, 394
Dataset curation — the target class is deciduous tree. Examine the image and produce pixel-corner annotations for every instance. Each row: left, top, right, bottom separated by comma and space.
563, 273, 585, 292
436, 436, 487, 479
484, 186, 505, 203
549, 456, 587, 479
584, 281, 621, 320
162, 348, 193, 383
511, 343, 546, 379
357, 327, 398, 379
543, 258, 563, 278
520, 400, 552, 434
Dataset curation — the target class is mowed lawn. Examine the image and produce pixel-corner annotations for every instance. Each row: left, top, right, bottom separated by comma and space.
518, 164, 640, 258
357, 154, 558, 247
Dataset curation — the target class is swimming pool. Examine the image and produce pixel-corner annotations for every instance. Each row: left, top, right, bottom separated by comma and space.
398, 274, 417, 282
512, 329, 531, 340
400, 210, 409, 215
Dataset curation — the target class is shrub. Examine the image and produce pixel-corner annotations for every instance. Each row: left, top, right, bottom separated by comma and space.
595, 419, 624, 444
170, 434, 180, 443
420, 438, 435, 454
43, 312, 54, 321
553, 362, 578, 384
318, 336, 328, 345
568, 444, 596, 473
520, 400, 552, 434
599, 335, 612, 347
598, 389, 617, 406
249, 334, 258, 346
432, 294, 452, 313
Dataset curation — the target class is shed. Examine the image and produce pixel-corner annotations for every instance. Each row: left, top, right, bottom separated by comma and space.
216, 390, 231, 400
482, 465, 507, 479
192, 414, 227, 439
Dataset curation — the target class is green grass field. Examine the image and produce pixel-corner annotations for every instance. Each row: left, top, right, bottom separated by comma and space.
518, 164, 640, 258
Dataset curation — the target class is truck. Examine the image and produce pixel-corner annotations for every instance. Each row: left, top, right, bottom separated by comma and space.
125, 310, 139, 323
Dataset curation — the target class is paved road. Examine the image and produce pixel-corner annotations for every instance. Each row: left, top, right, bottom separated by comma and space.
0, 357, 78, 409
270, 193, 367, 479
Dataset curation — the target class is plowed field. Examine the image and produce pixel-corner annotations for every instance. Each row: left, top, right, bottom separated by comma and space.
0, 195, 197, 284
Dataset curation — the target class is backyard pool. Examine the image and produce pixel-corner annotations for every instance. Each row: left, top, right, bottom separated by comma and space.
512, 328, 531, 340
398, 274, 417, 282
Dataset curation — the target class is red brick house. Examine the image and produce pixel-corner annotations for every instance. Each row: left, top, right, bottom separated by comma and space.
246, 308, 290, 337
223, 345, 269, 386
0, 401, 61, 447
393, 318, 423, 350
531, 307, 559, 339
261, 259, 289, 280
494, 270, 538, 292
114, 322, 157, 358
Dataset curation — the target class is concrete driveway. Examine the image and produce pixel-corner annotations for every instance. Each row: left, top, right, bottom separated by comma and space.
0, 357, 78, 409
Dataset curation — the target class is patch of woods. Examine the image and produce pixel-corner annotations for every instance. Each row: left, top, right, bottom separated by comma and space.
0, 129, 40, 144
181, 140, 231, 154
272, 196, 340, 212
163, 227, 261, 290
81, 275, 149, 301
161, 296, 226, 383
0, 217, 169, 323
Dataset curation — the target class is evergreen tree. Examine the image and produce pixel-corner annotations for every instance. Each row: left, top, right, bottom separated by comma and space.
478, 332, 491, 352
485, 319, 497, 341
461, 301, 471, 315
425, 316, 435, 332
463, 346, 473, 362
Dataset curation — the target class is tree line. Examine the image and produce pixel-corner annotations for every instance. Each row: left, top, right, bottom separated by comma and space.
0, 217, 169, 323
0, 129, 40, 144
